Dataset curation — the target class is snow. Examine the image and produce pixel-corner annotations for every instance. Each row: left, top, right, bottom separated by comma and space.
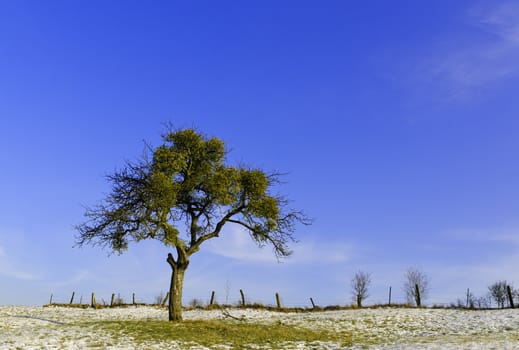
1, 306, 519, 349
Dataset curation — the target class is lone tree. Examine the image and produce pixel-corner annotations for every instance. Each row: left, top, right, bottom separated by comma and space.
403, 267, 429, 307
488, 280, 515, 308
351, 271, 371, 307
76, 128, 309, 321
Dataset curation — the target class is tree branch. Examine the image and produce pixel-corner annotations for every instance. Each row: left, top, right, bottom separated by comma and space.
186, 205, 245, 255
226, 219, 291, 258
167, 253, 176, 269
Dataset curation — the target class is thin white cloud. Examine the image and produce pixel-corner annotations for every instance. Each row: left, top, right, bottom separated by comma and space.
425, 226, 519, 298
204, 225, 353, 265
204, 225, 278, 263
289, 240, 353, 264
444, 226, 519, 245
0, 232, 40, 280
50, 269, 92, 288
473, 2, 519, 44
0, 254, 39, 280
425, 251, 519, 303
419, 1, 519, 97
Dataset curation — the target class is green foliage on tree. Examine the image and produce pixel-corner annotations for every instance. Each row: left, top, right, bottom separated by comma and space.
76, 127, 309, 321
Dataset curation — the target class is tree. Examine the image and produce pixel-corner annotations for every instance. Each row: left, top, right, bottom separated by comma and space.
488, 280, 514, 308
403, 267, 429, 307
76, 128, 309, 321
351, 271, 371, 307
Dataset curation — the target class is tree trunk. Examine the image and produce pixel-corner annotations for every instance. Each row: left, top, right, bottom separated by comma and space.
167, 253, 188, 321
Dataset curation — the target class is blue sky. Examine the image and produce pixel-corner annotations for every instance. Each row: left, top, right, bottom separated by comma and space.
1, 0, 519, 307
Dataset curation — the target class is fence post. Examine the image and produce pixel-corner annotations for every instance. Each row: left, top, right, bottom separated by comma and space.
111, 293, 115, 307
275, 292, 282, 309
49, 294, 53, 305
210, 291, 216, 305
388, 286, 392, 306
69, 291, 75, 305
162, 292, 170, 306
310, 297, 316, 309
415, 284, 421, 307
240, 289, 245, 306
132, 293, 136, 305
91, 292, 96, 308
507, 285, 515, 308
466, 288, 470, 308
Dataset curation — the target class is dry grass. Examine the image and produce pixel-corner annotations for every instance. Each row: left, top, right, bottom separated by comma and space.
84, 319, 351, 349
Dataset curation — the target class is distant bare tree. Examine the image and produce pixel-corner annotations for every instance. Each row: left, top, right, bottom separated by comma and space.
225, 280, 232, 305
403, 267, 429, 306
154, 291, 166, 305
351, 271, 371, 307
466, 290, 476, 309
474, 295, 492, 309
113, 293, 124, 306
488, 280, 512, 308
189, 298, 204, 308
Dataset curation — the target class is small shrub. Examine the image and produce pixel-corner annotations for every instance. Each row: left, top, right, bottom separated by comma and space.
248, 302, 267, 309
189, 298, 204, 308
112, 293, 125, 306
154, 292, 167, 305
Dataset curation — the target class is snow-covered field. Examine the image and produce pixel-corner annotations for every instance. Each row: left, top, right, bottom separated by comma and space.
1, 305, 519, 349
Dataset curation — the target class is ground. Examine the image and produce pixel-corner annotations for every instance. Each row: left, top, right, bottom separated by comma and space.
1, 306, 519, 349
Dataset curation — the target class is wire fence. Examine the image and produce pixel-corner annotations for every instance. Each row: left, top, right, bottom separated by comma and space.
46, 285, 513, 310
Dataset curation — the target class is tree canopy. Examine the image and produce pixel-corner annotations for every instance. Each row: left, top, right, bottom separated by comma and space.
76, 127, 309, 320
